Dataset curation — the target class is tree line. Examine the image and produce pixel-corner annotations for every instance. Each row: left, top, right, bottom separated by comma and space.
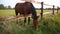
0, 4, 12, 9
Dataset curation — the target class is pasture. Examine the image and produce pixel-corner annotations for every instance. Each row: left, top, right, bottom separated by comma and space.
0, 9, 60, 34
0, 9, 53, 18
0, 9, 15, 18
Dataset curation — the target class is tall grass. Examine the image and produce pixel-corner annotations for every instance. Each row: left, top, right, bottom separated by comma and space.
0, 9, 60, 34
39, 14, 60, 34
0, 14, 60, 34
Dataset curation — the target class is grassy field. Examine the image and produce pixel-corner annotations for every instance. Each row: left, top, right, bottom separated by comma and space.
0, 9, 60, 34
0, 9, 53, 18
0, 9, 15, 18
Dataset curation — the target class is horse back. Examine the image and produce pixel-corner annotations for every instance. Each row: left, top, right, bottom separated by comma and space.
15, 2, 34, 16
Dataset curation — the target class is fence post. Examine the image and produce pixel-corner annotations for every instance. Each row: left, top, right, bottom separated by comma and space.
28, 17, 30, 25
53, 5, 55, 15
24, 17, 26, 26
57, 7, 59, 14
41, 2, 43, 20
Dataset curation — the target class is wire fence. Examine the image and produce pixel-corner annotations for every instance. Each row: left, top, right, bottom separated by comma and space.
32, 1, 60, 19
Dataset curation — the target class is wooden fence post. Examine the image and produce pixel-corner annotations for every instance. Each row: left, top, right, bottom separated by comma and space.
28, 17, 30, 25
57, 7, 59, 14
41, 2, 43, 20
53, 5, 55, 15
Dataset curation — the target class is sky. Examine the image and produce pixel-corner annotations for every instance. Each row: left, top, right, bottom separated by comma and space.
0, 0, 60, 8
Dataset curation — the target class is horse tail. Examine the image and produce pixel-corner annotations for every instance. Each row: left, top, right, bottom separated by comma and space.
15, 3, 19, 16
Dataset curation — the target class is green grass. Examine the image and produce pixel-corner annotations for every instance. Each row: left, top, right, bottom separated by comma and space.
0, 9, 53, 18
0, 9, 60, 34
0, 14, 60, 34
0, 9, 15, 18
39, 14, 60, 34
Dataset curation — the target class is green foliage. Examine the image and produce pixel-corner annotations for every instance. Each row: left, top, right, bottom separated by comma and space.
8, 5, 11, 9
0, 4, 5, 9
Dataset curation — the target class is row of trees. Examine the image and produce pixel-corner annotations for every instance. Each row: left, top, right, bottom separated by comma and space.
0, 4, 11, 9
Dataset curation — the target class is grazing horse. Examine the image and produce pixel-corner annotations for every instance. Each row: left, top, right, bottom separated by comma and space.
15, 2, 38, 31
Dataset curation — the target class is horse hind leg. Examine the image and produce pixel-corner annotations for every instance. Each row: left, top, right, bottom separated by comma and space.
28, 17, 30, 25
15, 10, 19, 24
24, 17, 26, 26
15, 10, 18, 17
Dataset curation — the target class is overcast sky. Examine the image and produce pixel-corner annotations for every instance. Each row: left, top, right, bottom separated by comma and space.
0, 0, 60, 8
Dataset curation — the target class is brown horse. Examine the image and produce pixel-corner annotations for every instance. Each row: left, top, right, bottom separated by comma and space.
15, 2, 38, 31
